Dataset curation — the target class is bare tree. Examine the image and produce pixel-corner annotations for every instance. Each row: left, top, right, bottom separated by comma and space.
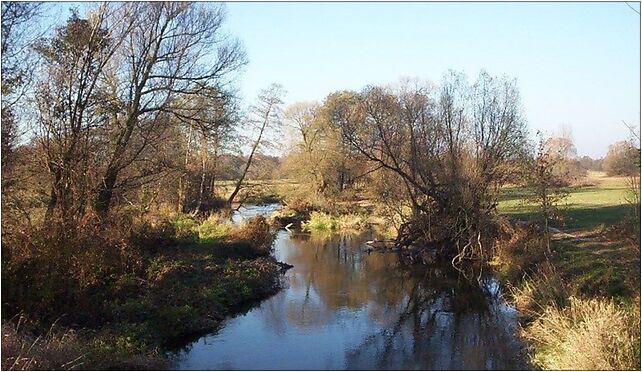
526, 133, 570, 253
94, 2, 246, 215
340, 72, 528, 263
174, 88, 238, 214
227, 84, 284, 207
1, 1, 44, 106
1, 2, 44, 173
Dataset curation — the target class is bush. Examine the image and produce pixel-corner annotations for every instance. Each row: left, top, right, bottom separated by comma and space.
229, 216, 275, 256
2, 216, 143, 320
129, 220, 177, 253
603, 140, 640, 176
524, 297, 640, 370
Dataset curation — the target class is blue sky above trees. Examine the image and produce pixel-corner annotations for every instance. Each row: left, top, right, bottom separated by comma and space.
51, 1, 640, 158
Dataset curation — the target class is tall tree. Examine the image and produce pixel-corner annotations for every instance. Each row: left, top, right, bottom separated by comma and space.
94, 2, 246, 215
34, 5, 127, 221
1, 2, 43, 175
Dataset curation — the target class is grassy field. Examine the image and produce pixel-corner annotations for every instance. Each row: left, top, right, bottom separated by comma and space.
498, 171, 635, 231
498, 172, 639, 298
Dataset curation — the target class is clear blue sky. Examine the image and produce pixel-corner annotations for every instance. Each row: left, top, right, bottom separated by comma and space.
220, 1, 640, 158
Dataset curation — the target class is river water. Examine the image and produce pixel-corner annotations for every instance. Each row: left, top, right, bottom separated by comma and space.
172, 204, 527, 370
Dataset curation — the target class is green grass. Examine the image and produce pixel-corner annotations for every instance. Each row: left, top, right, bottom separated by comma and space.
497, 172, 633, 231
498, 172, 639, 298
197, 217, 232, 243
554, 238, 637, 298
301, 211, 369, 232
497, 173, 640, 370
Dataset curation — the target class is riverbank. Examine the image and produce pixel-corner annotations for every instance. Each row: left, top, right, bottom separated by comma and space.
494, 172, 640, 370
2, 213, 289, 370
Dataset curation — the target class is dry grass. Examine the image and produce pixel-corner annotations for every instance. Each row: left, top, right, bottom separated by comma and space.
524, 297, 640, 370
1, 317, 86, 371
492, 219, 549, 282
508, 262, 569, 321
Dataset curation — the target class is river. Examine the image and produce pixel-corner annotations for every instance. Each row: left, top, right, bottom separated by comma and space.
172, 204, 528, 370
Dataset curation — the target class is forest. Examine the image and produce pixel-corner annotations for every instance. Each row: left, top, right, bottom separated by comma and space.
1, 2, 640, 371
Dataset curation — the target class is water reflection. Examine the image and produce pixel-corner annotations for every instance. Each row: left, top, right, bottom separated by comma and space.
174, 224, 527, 370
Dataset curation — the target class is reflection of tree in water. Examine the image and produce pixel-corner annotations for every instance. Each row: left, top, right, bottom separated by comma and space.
259, 231, 526, 369
272, 232, 419, 329
344, 270, 528, 370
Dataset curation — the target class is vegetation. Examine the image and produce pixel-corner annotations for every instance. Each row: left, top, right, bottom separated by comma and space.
1, 1, 639, 370
603, 140, 641, 177
495, 170, 640, 370
2, 213, 284, 369
301, 211, 369, 232
0, 4, 291, 368
524, 297, 640, 370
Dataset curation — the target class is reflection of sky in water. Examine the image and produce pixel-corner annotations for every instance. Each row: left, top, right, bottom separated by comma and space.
174, 205, 527, 370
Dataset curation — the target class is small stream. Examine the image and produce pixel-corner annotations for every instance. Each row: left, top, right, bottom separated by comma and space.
172, 204, 527, 370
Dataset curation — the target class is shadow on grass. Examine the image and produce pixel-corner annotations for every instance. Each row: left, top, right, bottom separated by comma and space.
553, 237, 640, 299
563, 204, 634, 230
501, 204, 635, 231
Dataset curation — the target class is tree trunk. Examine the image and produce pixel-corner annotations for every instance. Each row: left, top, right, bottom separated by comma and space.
95, 167, 118, 216
193, 135, 208, 215
227, 117, 267, 206
177, 125, 194, 212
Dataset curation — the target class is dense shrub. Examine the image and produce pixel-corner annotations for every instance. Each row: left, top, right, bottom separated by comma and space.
129, 220, 177, 253
2, 215, 144, 321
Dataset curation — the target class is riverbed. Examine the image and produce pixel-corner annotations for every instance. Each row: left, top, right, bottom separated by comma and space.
172, 204, 527, 370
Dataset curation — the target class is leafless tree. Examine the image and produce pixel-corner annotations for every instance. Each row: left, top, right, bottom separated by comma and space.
227, 84, 284, 207
174, 88, 238, 214
1, 2, 44, 173
526, 134, 570, 253
94, 2, 247, 215
340, 72, 528, 262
